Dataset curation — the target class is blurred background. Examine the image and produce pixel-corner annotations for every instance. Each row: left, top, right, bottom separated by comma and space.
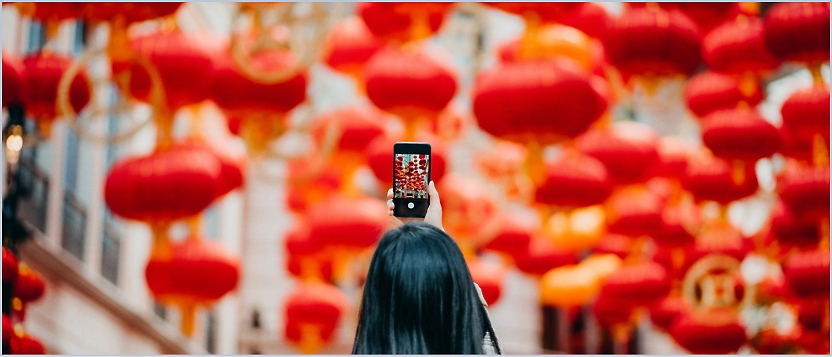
1, 1, 830, 354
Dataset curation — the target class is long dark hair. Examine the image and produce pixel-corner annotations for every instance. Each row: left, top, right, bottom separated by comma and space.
352, 222, 502, 354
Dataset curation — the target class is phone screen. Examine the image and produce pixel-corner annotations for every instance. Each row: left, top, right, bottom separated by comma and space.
393, 143, 431, 218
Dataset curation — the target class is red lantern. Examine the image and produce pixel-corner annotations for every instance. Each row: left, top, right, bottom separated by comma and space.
684, 71, 764, 118
84, 3, 183, 25
365, 132, 447, 187
535, 151, 613, 208
657, 2, 743, 35
575, 121, 660, 185
363, 45, 457, 123
182, 139, 246, 199
2, 314, 10, 345
104, 143, 223, 223
438, 174, 499, 247
605, 187, 663, 238
145, 236, 240, 336
782, 248, 830, 300
653, 204, 699, 248
763, 2, 830, 65
682, 152, 759, 205
14, 264, 45, 303
514, 237, 579, 277
210, 50, 307, 119
645, 136, 696, 180
2, 52, 24, 107
284, 159, 342, 213
603, 5, 702, 79
8, 332, 46, 355
310, 105, 387, 154
599, 261, 671, 308
20, 53, 91, 131
557, 2, 610, 39
483, 209, 539, 257
780, 85, 831, 146
357, 2, 453, 43
770, 200, 821, 248
18, 2, 85, 22
467, 258, 505, 306
472, 59, 607, 145
126, 29, 216, 110
793, 297, 828, 332
702, 16, 781, 76
649, 294, 692, 331
690, 222, 751, 265
2, 247, 18, 285
592, 293, 635, 329
322, 16, 383, 79
283, 282, 349, 353
669, 308, 748, 354
778, 125, 816, 163
701, 107, 780, 163
778, 163, 831, 221
592, 233, 633, 260
306, 195, 387, 250
283, 219, 334, 282
486, 3, 580, 24
145, 238, 240, 304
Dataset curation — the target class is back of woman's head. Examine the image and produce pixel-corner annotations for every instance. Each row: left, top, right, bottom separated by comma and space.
352, 222, 493, 354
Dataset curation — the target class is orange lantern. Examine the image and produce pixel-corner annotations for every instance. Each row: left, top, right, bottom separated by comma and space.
540, 265, 602, 308
543, 205, 606, 253
145, 236, 240, 336
284, 158, 342, 213
486, 3, 580, 24
283, 282, 350, 354
497, 24, 594, 70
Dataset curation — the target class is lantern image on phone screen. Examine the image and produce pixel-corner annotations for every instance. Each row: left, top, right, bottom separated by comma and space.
393, 153, 429, 199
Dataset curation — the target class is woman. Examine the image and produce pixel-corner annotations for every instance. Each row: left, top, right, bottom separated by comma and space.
352, 182, 502, 354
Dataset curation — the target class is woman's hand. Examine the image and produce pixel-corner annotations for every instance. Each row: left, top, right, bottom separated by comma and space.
386, 181, 444, 231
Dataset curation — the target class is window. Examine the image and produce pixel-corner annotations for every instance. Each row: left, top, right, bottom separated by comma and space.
61, 190, 86, 262
100, 212, 120, 285
16, 147, 48, 233
205, 311, 217, 353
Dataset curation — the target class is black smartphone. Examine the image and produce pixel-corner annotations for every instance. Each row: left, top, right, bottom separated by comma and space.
392, 142, 431, 218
